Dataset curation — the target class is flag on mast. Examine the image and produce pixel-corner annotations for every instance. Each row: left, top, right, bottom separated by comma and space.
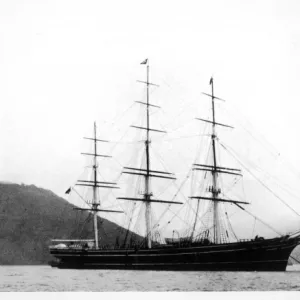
140, 59, 148, 65
209, 77, 213, 85
65, 187, 72, 194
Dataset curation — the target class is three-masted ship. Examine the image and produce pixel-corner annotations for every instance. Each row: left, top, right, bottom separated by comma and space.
49, 60, 300, 271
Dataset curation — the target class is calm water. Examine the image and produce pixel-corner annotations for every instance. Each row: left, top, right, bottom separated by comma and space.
0, 265, 300, 291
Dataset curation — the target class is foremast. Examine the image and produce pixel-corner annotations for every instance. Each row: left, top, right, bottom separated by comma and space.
118, 59, 182, 249
190, 78, 248, 244
74, 122, 123, 249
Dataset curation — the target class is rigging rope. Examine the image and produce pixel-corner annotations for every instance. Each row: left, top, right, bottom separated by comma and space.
221, 103, 300, 202
290, 255, 300, 264
109, 102, 136, 127
72, 187, 91, 208
220, 101, 280, 158
194, 206, 242, 241
234, 203, 283, 236
225, 211, 239, 241
219, 140, 300, 218
151, 134, 211, 143
78, 213, 93, 239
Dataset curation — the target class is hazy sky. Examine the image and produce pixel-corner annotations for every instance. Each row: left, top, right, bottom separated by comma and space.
1, 0, 300, 235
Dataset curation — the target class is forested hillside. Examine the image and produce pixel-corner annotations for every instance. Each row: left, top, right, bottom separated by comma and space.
0, 183, 130, 264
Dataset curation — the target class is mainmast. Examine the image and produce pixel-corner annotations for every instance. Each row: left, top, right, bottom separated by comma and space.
118, 59, 182, 249
73, 122, 123, 249
145, 63, 151, 248
190, 78, 247, 244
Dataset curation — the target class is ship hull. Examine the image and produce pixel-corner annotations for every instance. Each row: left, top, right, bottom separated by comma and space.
49, 236, 299, 271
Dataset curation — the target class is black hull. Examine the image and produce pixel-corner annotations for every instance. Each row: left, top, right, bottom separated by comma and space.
49, 236, 299, 271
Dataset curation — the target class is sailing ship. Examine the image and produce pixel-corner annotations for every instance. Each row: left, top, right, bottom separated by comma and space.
49, 60, 300, 271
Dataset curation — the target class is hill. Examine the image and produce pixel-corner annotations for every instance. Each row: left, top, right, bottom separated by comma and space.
0, 183, 134, 265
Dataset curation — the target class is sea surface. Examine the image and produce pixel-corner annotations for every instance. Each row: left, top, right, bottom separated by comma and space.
0, 265, 300, 292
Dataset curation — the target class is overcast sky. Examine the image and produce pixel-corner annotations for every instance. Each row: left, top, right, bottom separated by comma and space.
1, 0, 300, 234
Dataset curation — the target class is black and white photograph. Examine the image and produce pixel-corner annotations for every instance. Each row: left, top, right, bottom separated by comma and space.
0, 0, 300, 293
